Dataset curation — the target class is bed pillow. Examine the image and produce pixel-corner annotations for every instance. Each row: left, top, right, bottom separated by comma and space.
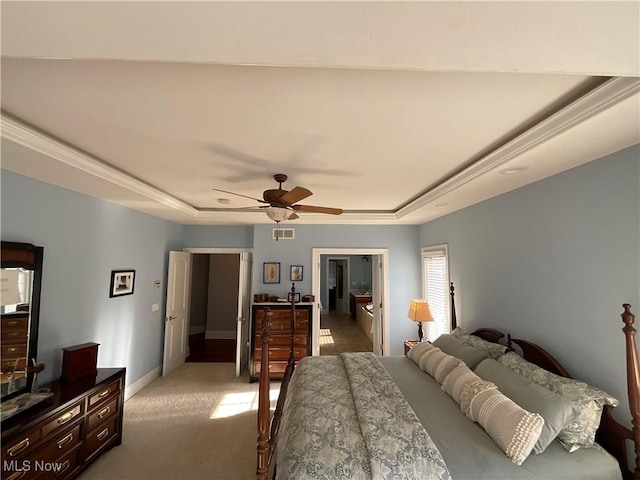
422, 349, 462, 384
432, 334, 490, 369
475, 359, 582, 454
417, 346, 442, 372
498, 351, 619, 451
451, 327, 507, 360
441, 362, 482, 405
407, 341, 436, 364
460, 380, 544, 465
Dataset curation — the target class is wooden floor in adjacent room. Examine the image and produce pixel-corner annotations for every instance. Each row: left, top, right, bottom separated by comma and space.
187, 334, 236, 362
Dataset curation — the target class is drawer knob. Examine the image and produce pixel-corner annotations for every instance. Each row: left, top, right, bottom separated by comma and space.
98, 406, 111, 419
57, 412, 74, 424
97, 427, 109, 441
7, 438, 30, 457
57, 432, 74, 449
98, 388, 110, 398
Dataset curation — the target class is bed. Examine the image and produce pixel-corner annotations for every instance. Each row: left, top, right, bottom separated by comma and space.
256, 284, 639, 480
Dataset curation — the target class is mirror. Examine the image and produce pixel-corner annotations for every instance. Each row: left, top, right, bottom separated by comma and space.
1, 241, 43, 401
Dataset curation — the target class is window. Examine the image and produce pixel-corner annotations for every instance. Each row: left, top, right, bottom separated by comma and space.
421, 245, 449, 342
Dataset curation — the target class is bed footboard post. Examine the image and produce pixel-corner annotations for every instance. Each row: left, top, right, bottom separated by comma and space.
450, 282, 457, 330
621, 304, 640, 480
257, 307, 272, 480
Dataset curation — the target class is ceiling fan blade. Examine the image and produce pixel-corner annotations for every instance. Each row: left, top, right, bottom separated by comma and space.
293, 204, 343, 215
288, 213, 299, 220
279, 186, 312, 205
211, 188, 268, 204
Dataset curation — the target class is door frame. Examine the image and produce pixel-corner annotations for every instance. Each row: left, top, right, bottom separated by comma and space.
312, 248, 390, 356
183, 247, 254, 373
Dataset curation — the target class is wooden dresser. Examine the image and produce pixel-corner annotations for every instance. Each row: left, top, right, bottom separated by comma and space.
1, 368, 125, 480
250, 303, 312, 383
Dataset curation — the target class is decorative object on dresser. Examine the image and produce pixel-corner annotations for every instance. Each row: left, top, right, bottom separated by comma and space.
1, 368, 126, 480
61, 343, 100, 383
1, 241, 43, 402
407, 299, 433, 342
249, 284, 311, 383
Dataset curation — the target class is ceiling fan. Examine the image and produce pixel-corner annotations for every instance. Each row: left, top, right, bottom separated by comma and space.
212, 174, 343, 223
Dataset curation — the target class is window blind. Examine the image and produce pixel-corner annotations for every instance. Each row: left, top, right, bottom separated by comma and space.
422, 246, 449, 342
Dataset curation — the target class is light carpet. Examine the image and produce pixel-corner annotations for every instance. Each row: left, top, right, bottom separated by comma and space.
80, 363, 277, 480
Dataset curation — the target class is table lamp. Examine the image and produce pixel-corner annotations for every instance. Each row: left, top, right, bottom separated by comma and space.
407, 299, 433, 342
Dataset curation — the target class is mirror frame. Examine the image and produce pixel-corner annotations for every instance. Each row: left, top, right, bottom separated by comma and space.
1, 241, 43, 401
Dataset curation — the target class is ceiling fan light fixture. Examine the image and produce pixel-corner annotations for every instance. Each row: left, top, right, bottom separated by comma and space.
265, 206, 293, 222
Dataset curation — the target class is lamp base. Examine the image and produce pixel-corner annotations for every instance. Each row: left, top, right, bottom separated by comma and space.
417, 322, 423, 342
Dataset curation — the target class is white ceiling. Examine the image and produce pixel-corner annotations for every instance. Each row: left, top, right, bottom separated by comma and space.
1, 2, 639, 226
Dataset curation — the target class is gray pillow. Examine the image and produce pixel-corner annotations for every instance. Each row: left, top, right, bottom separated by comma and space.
475, 359, 582, 454
451, 327, 507, 359
432, 334, 489, 369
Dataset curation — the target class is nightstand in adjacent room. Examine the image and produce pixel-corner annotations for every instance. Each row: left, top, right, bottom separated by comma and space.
404, 340, 419, 355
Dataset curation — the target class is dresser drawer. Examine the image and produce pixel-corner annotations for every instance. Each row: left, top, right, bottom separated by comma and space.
35, 447, 82, 480
32, 424, 81, 466
2, 317, 29, 331
2, 425, 41, 460
255, 334, 308, 347
254, 347, 308, 361
253, 361, 289, 375
255, 318, 309, 333
2, 344, 28, 358
85, 416, 119, 461
88, 379, 120, 409
2, 329, 28, 343
86, 396, 118, 432
41, 403, 83, 439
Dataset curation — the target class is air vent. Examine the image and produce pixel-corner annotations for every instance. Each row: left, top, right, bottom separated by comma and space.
273, 228, 295, 240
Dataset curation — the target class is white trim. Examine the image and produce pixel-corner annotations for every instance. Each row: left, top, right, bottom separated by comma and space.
184, 247, 253, 254
205, 330, 237, 340
396, 77, 640, 218
312, 248, 390, 356
189, 324, 206, 335
124, 366, 160, 401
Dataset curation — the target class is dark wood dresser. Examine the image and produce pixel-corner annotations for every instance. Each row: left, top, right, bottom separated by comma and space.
250, 303, 312, 383
1, 368, 125, 480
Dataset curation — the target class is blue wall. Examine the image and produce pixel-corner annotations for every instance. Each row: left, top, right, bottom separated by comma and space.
183, 225, 253, 248
419, 144, 640, 424
1, 171, 183, 388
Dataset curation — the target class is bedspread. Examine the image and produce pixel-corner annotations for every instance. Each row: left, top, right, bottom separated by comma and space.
276, 352, 451, 480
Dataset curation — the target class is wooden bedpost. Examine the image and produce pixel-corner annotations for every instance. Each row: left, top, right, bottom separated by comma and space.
256, 307, 272, 480
621, 304, 640, 480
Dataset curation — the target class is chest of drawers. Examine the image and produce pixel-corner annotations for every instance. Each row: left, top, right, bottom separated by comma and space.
1, 368, 125, 480
250, 304, 313, 382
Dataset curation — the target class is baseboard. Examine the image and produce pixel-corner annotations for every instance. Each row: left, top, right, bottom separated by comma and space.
124, 366, 160, 401
205, 330, 237, 340
189, 324, 206, 335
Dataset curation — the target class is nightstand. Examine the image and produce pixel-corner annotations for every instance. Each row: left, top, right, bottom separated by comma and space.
404, 340, 419, 355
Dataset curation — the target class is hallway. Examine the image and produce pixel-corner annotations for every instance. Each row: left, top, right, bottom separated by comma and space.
319, 312, 373, 355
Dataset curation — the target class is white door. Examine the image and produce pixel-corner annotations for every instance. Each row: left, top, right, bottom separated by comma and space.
236, 252, 252, 377
372, 255, 384, 356
163, 251, 191, 376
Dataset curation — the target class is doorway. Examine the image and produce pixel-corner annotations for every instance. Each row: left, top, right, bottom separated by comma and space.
312, 248, 390, 357
327, 258, 349, 313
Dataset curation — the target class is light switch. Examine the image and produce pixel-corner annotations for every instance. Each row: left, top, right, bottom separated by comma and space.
152, 303, 160, 312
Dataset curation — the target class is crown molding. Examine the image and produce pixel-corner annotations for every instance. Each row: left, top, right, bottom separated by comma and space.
396, 76, 640, 218
1, 113, 199, 216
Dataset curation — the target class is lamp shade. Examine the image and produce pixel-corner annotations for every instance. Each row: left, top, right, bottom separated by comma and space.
407, 299, 433, 323
264, 206, 293, 222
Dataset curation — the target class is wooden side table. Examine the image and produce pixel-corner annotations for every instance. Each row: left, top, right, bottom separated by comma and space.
404, 340, 419, 355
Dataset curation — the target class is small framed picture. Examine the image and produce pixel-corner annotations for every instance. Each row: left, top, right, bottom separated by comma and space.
288, 292, 301, 303
109, 270, 135, 297
290, 265, 303, 281
263, 262, 280, 284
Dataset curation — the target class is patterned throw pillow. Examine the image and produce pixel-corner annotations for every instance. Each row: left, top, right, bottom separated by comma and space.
407, 341, 435, 364
422, 349, 462, 384
460, 381, 544, 465
451, 327, 507, 360
498, 352, 619, 450
441, 362, 481, 405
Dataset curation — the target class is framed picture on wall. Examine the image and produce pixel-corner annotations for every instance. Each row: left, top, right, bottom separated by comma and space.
109, 270, 135, 297
263, 262, 280, 284
290, 265, 303, 281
